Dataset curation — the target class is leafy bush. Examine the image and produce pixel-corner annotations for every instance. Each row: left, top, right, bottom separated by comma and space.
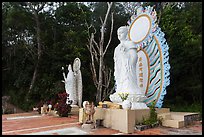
54, 92, 72, 117
142, 101, 158, 126
164, 102, 202, 117
4, 108, 14, 114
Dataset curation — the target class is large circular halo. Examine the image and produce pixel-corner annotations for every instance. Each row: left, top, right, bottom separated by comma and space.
128, 14, 151, 44
73, 58, 81, 71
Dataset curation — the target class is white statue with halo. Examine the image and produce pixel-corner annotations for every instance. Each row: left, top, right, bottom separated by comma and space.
110, 6, 170, 109
62, 58, 83, 107
109, 26, 148, 110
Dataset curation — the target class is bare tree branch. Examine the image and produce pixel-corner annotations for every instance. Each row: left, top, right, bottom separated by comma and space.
90, 34, 99, 63
90, 62, 98, 87
91, 33, 100, 54
80, 2, 113, 103
100, 17, 103, 24
103, 12, 114, 56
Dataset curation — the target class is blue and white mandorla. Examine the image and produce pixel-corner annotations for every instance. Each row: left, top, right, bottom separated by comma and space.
127, 6, 170, 108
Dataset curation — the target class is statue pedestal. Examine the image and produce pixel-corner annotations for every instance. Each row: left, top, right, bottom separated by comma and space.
93, 107, 150, 133
109, 93, 149, 110
131, 102, 149, 110
70, 105, 79, 115
81, 123, 95, 131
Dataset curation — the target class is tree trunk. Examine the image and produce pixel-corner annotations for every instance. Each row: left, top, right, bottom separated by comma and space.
28, 62, 38, 94
96, 50, 103, 103
27, 10, 42, 101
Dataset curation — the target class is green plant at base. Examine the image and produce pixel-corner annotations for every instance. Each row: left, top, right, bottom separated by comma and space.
142, 101, 159, 126
118, 92, 129, 101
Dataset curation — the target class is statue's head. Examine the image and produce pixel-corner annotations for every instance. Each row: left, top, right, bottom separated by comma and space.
117, 26, 128, 41
68, 64, 72, 71
83, 101, 89, 108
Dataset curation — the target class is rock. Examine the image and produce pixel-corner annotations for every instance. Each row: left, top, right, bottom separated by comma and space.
81, 123, 95, 131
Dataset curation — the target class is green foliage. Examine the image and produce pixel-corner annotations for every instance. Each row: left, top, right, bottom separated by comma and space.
2, 2, 93, 111
142, 101, 158, 126
160, 2, 202, 106
4, 108, 14, 114
163, 102, 202, 117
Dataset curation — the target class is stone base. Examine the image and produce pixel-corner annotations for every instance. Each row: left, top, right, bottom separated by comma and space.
71, 104, 79, 108
158, 112, 201, 128
70, 105, 79, 115
109, 93, 149, 110
93, 108, 150, 133
81, 123, 95, 131
162, 119, 184, 128
131, 102, 149, 110
110, 93, 147, 103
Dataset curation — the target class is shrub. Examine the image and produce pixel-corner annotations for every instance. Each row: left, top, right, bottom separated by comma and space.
4, 108, 14, 114
54, 92, 72, 117
142, 101, 158, 126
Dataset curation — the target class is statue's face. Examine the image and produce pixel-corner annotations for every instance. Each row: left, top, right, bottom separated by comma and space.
117, 28, 127, 41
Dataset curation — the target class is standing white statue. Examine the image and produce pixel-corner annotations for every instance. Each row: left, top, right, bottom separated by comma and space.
62, 64, 77, 105
62, 58, 83, 107
109, 26, 149, 109
113, 26, 142, 94
73, 58, 83, 108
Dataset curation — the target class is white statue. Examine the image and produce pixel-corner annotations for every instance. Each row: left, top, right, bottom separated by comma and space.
114, 26, 142, 95
110, 26, 148, 109
61, 58, 83, 107
73, 58, 83, 108
62, 64, 77, 105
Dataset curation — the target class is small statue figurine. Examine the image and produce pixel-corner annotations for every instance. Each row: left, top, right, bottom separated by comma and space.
48, 104, 52, 113
41, 104, 48, 115
83, 101, 95, 124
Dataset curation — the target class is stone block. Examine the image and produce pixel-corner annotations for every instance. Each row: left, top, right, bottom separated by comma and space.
103, 109, 112, 128
94, 108, 150, 134
155, 108, 170, 114
79, 108, 85, 123
94, 107, 105, 120
70, 105, 79, 115
170, 113, 184, 121
162, 119, 184, 128
135, 125, 151, 131
81, 123, 95, 131
113, 109, 135, 133
157, 113, 171, 120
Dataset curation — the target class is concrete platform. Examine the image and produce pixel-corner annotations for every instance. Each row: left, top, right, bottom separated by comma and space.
80, 107, 150, 133
157, 111, 200, 128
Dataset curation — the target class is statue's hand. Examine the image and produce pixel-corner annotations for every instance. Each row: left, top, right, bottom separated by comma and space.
61, 80, 65, 83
